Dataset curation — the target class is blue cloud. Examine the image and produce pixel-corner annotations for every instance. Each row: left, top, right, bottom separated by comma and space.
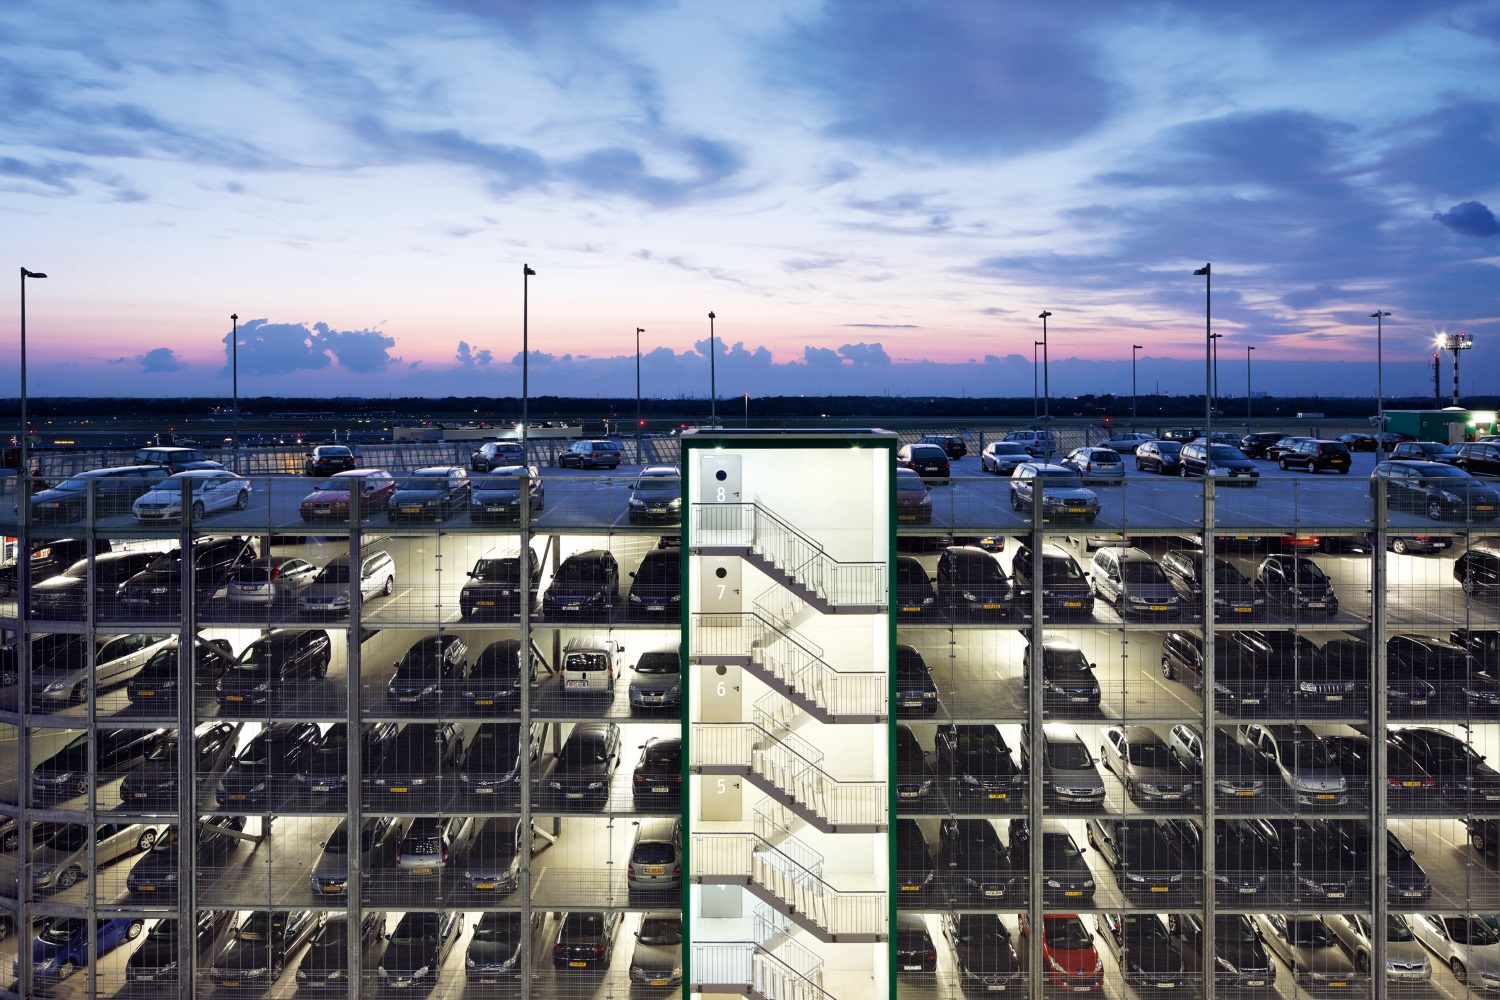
1379, 101, 1500, 199
224, 319, 400, 375
560, 134, 744, 207
1434, 201, 1500, 238
1102, 110, 1353, 191
118, 347, 185, 373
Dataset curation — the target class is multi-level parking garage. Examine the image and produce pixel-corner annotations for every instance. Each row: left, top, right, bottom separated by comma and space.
1, 434, 1499, 998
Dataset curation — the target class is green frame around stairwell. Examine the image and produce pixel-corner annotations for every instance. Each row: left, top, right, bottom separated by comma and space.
678, 428, 899, 998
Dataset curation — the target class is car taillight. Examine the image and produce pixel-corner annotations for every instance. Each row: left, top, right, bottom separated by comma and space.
628, 864, 636, 876
594, 945, 605, 955
633, 773, 644, 784
554, 944, 564, 956
270, 568, 281, 579
443, 847, 449, 861
926, 950, 936, 962
673, 864, 681, 877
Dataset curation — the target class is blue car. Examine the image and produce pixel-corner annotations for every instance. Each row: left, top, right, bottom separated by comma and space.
15, 916, 145, 986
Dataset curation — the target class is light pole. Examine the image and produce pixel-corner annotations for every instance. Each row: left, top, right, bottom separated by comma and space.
522, 264, 535, 456
1132, 344, 1143, 432
1193, 264, 1212, 445
230, 312, 239, 471
19, 268, 45, 491
1038, 311, 1052, 420
1209, 332, 1223, 416
635, 326, 644, 435
744, 392, 749, 428
1437, 331, 1474, 405
1370, 311, 1390, 432
707, 311, 717, 427
1246, 345, 1255, 433
1032, 341, 1044, 422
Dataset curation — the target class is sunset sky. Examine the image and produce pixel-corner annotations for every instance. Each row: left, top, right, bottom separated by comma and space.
5, 0, 1499, 398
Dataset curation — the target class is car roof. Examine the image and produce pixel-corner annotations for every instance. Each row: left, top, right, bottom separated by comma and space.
639, 466, 680, 476
411, 466, 462, 475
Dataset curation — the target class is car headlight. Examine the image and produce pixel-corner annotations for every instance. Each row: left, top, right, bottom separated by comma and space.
629, 499, 645, 508
33, 865, 55, 878
1046, 953, 1065, 972
1083, 878, 1094, 888
243, 967, 267, 978
1042, 494, 1065, 505
43, 681, 70, 693
1441, 491, 1462, 503
1216, 956, 1239, 973
1045, 878, 1062, 888
1126, 871, 1145, 882
39, 956, 59, 969
249, 780, 268, 793
1213, 681, 1233, 695
961, 591, 978, 601
587, 780, 606, 789
669, 497, 682, 507
1093, 957, 1103, 974
250, 682, 270, 694
415, 965, 431, 979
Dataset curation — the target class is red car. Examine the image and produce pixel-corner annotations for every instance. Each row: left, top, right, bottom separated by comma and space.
298, 469, 397, 521
895, 467, 933, 524
1019, 913, 1103, 991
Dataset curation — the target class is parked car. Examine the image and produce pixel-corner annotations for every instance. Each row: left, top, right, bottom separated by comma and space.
1009, 818, 1095, 903
133, 445, 220, 472
894, 725, 936, 803
1229, 629, 1363, 715
1387, 632, 1500, 714
1134, 439, 1183, 474
1022, 723, 1105, 807
132, 469, 251, 520
377, 910, 462, 988
1372, 460, 1500, 520
296, 550, 396, 614
1257, 914, 1363, 989
460, 817, 532, 894
463, 638, 542, 712
28, 466, 171, 521
1389, 726, 1500, 807
470, 465, 545, 522
126, 910, 233, 989
394, 814, 475, 878
1099, 725, 1196, 805
309, 815, 398, 895
33, 727, 170, 801
297, 468, 397, 520
29, 632, 171, 708
1324, 912, 1430, 984
1010, 542, 1094, 619
894, 913, 938, 975
226, 555, 319, 604
1338, 432, 1378, 452
561, 634, 625, 694
897, 442, 951, 481
386, 633, 470, 709
632, 736, 683, 809
1170, 912, 1274, 989
127, 816, 244, 896
1456, 441, 1500, 476
1001, 428, 1059, 458
1088, 546, 1181, 619
938, 816, 1020, 903
1324, 819, 1432, 904
471, 439, 526, 472
1279, 438, 1353, 473
216, 721, 323, 807
559, 438, 623, 469
125, 636, 235, 705
18, 916, 146, 987
387, 465, 470, 521
1064, 447, 1125, 483
295, 912, 387, 992
1095, 912, 1188, 990
1009, 463, 1101, 520
627, 817, 682, 893
1456, 545, 1500, 598
894, 556, 939, 618
1157, 817, 1272, 898
546, 721, 622, 807
115, 536, 258, 614
1018, 913, 1103, 991
935, 545, 1013, 620
364, 721, 465, 800
1236, 723, 1347, 807
119, 721, 239, 808
628, 644, 681, 711
1022, 633, 1101, 710
1389, 440, 1459, 464
460, 543, 540, 618
934, 724, 1023, 804
1409, 913, 1500, 989
1452, 628, 1500, 671
459, 721, 543, 800
217, 629, 333, 709
553, 910, 623, 969
466, 910, 543, 983
1178, 442, 1259, 483
543, 549, 620, 619
943, 913, 1021, 993
895, 817, 937, 897
894, 645, 940, 716
1165, 723, 1267, 799
28, 548, 151, 618
1098, 432, 1154, 453
627, 465, 682, 523
209, 909, 326, 990
918, 433, 968, 459
1158, 548, 1263, 620
894, 466, 933, 524
294, 722, 399, 804
980, 441, 1032, 475
627, 547, 680, 620
1256, 553, 1339, 616
303, 444, 357, 476
1239, 432, 1286, 458
22, 821, 158, 894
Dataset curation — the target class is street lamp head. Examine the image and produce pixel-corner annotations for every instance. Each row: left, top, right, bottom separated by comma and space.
1038, 310, 1052, 320
20, 268, 46, 279
636, 327, 644, 334
230, 313, 238, 322
1193, 264, 1210, 276
708, 311, 716, 320
1247, 345, 1256, 352
1133, 344, 1144, 350
1370, 311, 1390, 319
523, 264, 536, 276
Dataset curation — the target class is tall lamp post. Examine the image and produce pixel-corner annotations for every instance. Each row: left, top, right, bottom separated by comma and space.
1131, 344, 1143, 432
1209, 332, 1223, 416
230, 313, 239, 471
1437, 331, 1474, 405
1246, 345, 1256, 433
1370, 311, 1390, 432
522, 264, 535, 456
744, 393, 749, 428
1032, 341, 1044, 421
19, 268, 46, 490
1193, 265, 1212, 445
635, 327, 644, 434
707, 311, 717, 427
1038, 311, 1052, 421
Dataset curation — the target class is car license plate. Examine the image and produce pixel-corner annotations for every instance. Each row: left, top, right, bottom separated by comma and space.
902, 697, 923, 707
1243, 698, 1261, 704
410, 867, 433, 875
901, 605, 920, 613
905, 965, 922, 971
563, 603, 581, 611
653, 786, 669, 793
1068, 507, 1087, 513
1329, 982, 1347, 988
988, 792, 1007, 800
566, 792, 584, 798
1151, 885, 1170, 892
402, 506, 421, 513
399, 695, 418, 702
227, 694, 244, 702
1246, 980, 1265, 987
645, 866, 664, 874
1488, 794, 1500, 801
1405, 890, 1424, 896
984, 888, 1004, 896
1239, 886, 1257, 893
652, 980, 669, 987
898, 514, 917, 522
139, 884, 154, 890
137, 690, 154, 696
312, 784, 330, 792
1065, 890, 1082, 897
477, 600, 494, 607
1237, 790, 1255, 796
134, 792, 148, 799
1234, 606, 1251, 613
1327, 892, 1345, 899
476, 882, 495, 890
983, 603, 1004, 609
1149, 604, 1169, 611
900, 884, 919, 891
1411, 699, 1427, 705
1074, 988, 1091, 993
228, 793, 246, 800
570, 961, 587, 968
224, 981, 240, 987
1317, 793, 1336, 800
1157, 983, 1175, 988
899, 790, 918, 798
1326, 694, 1343, 701
1481, 505, 1496, 511
391, 787, 407, 793
1070, 696, 1090, 703
475, 787, 493, 794
1402, 781, 1421, 787
476, 699, 493, 706
1064, 600, 1082, 608
1308, 601, 1325, 608
647, 604, 665, 611
986, 985, 1006, 991
323, 885, 341, 893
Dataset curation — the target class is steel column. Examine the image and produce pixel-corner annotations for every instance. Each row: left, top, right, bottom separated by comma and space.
1371, 479, 1390, 989
346, 488, 364, 1000
1201, 480, 1217, 1000
1026, 486, 1045, 1000
520, 474, 535, 1000
179, 476, 199, 999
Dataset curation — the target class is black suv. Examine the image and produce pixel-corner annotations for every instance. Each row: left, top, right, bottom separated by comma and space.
33, 727, 170, 802
459, 721, 544, 801
1158, 548, 1264, 620
1256, 554, 1338, 617
1320, 637, 1440, 718
918, 434, 967, 460
210, 910, 325, 989
1455, 545, 1500, 597
1010, 542, 1094, 619
460, 545, 541, 618
1158, 631, 1271, 715
216, 629, 332, 710
632, 736, 683, 810
546, 721, 622, 808
387, 633, 470, 710
1230, 629, 1365, 716
217, 721, 322, 809
938, 816, 1020, 904
1279, 438, 1352, 473
115, 536, 257, 615
295, 722, 399, 803
934, 724, 1023, 806
627, 547, 680, 620
29, 549, 154, 619
542, 549, 620, 619
1085, 817, 1183, 900
935, 545, 1013, 620
365, 721, 466, 802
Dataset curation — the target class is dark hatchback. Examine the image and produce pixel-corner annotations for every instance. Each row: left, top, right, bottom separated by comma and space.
469, 465, 544, 523
459, 721, 543, 800
29, 549, 153, 619
1159, 631, 1271, 715
895, 818, 937, 897
295, 912, 386, 992
542, 549, 621, 620
379, 911, 462, 989
898, 443, 951, 481
462, 638, 541, 712
119, 721, 238, 808
895, 556, 940, 618
1010, 542, 1094, 619
216, 629, 333, 709
939, 816, 1021, 903
546, 722, 622, 807
1390, 726, 1500, 807
125, 910, 233, 989
1373, 460, 1500, 521
627, 547, 680, 620
1179, 442, 1260, 484
894, 726, 936, 804
894, 645, 940, 716
1134, 440, 1183, 473
1159, 548, 1264, 620
364, 721, 465, 800
466, 911, 539, 983
1256, 554, 1338, 617
935, 545, 1013, 621
33, 727, 169, 802
1279, 438, 1352, 473
1087, 819, 1186, 900
1023, 634, 1101, 711
125, 637, 235, 707
632, 736, 683, 809
216, 721, 322, 808
115, 536, 257, 614
553, 911, 622, 969
1097, 913, 1188, 990
386, 633, 470, 709
210, 909, 325, 990
1239, 432, 1286, 459
1387, 632, 1500, 715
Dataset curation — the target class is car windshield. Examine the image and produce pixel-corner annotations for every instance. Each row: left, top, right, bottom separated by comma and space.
994, 444, 1027, 455
1215, 559, 1252, 586
145, 551, 182, 573
1291, 561, 1328, 583
1285, 920, 1335, 947
558, 561, 604, 583
398, 648, 446, 678
1037, 470, 1085, 484
50, 478, 91, 494
477, 476, 524, 491
1289, 740, 1337, 769
471, 558, 520, 583
318, 447, 352, 457
394, 476, 445, 491
324, 825, 350, 854
473, 915, 523, 945
559, 739, 609, 767
1388, 915, 1415, 942
896, 562, 928, 585
42, 825, 89, 852
312, 479, 352, 492
237, 914, 275, 940
316, 561, 352, 583
954, 559, 1005, 584
1127, 741, 1174, 767
956, 729, 1006, 754
233, 643, 275, 673
391, 920, 438, 947
1044, 648, 1091, 676
634, 478, 680, 493
237, 738, 275, 766
1041, 557, 1085, 583
1156, 442, 1182, 455
1043, 919, 1092, 950
635, 558, 678, 585
1121, 562, 1167, 585
1042, 832, 1083, 859
1049, 740, 1094, 770
145, 739, 177, 762
41, 919, 82, 945
1218, 915, 1259, 942
1122, 916, 1170, 945
635, 653, 678, 675
1086, 451, 1120, 463
1209, 446, 1248, 460
638, 917, 682, 946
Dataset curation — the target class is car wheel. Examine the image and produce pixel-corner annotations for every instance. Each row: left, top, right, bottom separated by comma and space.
1428, 500, 1446, 520
1010, 491, 1022, 511
57, 866, 82, 890
236, 490, 249, 509
1472, 830, 1489, 853
56, 960, 78, 981
1179, 465, 1189, 477
137, 829, 158, 852
273, 959, 285, 979
1161, 655, 1175, 681
1463, 574, 1476, 597
1355, 951, 1370, 975
0, 919, 9, 944
1, 829, 15, 852
1339, 467, 1349, 474
1392, 538, 1409, 554
1278, 458, 1290, 471
192, 500, 206, 519
1453, 958, 1468, 983
383, 575, 394, 597
127, 919, 144, 940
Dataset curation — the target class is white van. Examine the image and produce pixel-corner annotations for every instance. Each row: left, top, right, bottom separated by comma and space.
561, 636, 625, 694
